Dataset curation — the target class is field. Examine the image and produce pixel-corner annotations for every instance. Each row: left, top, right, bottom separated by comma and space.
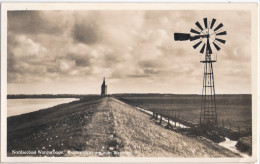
114, 94, 252, 135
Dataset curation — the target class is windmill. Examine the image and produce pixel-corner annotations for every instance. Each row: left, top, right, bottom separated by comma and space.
173, 18, 227, 129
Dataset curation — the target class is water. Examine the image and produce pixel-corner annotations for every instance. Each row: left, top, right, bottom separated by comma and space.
218, 137, 249, 158
7, 98, 78, 117
136, 107, 189, 128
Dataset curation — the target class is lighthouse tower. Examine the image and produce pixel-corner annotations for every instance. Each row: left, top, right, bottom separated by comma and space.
101, 77, 107, 95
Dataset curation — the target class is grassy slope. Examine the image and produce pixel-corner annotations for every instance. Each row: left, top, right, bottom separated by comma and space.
116, 94, 252, 131
8, 98, 101, 155
109, 97, 238, 157
8, 97, 239, 157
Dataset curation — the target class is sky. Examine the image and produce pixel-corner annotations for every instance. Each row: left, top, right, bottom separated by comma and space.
7, 10, 251, 94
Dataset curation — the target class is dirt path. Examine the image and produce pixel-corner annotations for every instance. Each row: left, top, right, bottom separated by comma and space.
80, 97, 122, 157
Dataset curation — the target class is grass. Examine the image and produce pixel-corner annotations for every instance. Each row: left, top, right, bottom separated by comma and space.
114, 94, 252, 133
7, 98, 101, 155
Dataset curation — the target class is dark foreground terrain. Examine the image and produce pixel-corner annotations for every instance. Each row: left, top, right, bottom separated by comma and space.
7, 96, 240, 157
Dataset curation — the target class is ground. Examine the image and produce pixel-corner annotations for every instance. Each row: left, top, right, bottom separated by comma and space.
7, 96, 239, 157
236, 136, 252, 155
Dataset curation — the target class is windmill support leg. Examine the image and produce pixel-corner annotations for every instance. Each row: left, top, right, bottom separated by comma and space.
200, 53, 217, 130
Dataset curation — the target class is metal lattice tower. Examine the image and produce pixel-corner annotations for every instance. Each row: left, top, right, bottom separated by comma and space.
200, 51, 217, 128
173, 18, 227, 129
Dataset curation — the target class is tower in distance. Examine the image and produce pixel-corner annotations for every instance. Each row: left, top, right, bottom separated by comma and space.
101, 77, 107, 95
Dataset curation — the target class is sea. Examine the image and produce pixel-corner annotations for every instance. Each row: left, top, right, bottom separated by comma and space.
7, 98, 78, 117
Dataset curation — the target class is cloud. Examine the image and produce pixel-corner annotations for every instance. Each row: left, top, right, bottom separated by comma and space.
66, 52, 91, 67
72, 23, 98, 44
8, 11, 61, 35
13, 35, 47, 57
7, 10, 251, 94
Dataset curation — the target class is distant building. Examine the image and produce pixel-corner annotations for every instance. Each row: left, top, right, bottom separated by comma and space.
101, 77, 107, 95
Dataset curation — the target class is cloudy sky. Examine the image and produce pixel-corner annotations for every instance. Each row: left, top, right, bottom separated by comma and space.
7, 10, 251, 94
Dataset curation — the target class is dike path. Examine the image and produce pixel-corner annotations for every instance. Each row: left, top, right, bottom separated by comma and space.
7, 97, 239, 157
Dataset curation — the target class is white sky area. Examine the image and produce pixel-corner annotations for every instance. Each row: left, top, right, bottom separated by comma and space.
7, 10, 251, 94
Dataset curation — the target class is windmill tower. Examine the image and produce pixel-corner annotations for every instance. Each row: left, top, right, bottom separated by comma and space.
174, 18, 227, 129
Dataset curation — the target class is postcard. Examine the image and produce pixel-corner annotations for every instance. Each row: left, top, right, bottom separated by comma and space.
1, 2, 258, 163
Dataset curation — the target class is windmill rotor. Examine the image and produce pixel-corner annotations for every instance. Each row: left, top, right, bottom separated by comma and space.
174, 18, 227, 55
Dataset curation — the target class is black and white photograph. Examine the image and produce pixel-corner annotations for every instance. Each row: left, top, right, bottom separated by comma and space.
1, 2, 258, 163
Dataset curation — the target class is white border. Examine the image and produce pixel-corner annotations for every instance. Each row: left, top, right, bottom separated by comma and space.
1, 2, 258, 163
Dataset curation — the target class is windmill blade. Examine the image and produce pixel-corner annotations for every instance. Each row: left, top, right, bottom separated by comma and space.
207, 39, 213, 54
174, 33, 190, 41
213, 42, 221, 51
190, 35, 200, 41
195, 21, 204, 31
214, 23, 223, 32
190, 28, 200, 34
193, 41, 202, 49
210, 18, 216, 29
216, 31, 227, 36
200, 43, 206, 54
203, 18, 208, 29
215, 38, 226, 44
